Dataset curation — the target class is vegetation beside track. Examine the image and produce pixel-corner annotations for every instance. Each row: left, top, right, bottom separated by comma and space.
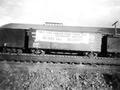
0, 61, 120, 90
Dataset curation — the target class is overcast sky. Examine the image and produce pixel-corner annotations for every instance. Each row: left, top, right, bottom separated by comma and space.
0, 0, 120, 27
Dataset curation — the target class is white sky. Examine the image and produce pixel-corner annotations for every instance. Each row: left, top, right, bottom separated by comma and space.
0, 0, 120, 27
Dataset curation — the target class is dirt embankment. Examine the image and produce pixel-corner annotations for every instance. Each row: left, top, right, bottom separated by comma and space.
0, 61, 120, 90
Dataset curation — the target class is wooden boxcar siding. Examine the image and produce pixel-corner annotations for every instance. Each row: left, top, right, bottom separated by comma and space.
0, 29, 25, 48
107, 36, 120, 53
29, 29, 102, 52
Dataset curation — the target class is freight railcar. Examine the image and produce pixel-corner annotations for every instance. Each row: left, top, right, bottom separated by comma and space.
28, 29, 102, 56
107, 36, 120, 57
0, 28, 26, 53
0, 23, 120, 57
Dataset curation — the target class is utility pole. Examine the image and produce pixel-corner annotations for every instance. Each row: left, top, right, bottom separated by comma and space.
112, 21, 118, 35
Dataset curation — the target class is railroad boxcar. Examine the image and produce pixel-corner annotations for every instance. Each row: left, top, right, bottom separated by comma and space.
107, 36, 120, 57
28, 29, 102, 56
0, 28, 26, 53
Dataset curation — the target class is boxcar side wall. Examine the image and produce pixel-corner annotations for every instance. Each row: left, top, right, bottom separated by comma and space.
107, 36, 120, 53
29, 29, 102, 52
0, 29, 25, 48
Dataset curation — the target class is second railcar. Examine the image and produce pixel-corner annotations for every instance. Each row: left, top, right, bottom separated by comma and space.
107, 36, 120, 57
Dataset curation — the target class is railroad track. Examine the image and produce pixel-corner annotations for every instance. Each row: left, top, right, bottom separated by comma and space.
0, 53, 120, 90
0, 53, 120, 66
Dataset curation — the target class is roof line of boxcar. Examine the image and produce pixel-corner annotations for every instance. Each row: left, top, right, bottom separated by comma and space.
1, 23, 120, 35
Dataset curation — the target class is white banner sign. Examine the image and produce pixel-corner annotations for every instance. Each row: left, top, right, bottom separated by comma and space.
35, 30, 96, 44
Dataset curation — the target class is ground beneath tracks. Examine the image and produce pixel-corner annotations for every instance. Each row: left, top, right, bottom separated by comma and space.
0, 60, 120, 90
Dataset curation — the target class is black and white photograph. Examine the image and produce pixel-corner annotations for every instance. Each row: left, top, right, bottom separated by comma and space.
0, 0, 120, 90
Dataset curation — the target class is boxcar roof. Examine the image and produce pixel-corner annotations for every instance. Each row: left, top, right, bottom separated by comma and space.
1, 23, 120, 35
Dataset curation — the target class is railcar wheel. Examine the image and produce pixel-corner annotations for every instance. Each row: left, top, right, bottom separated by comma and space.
35, 50, 40, 54
12, 49, 17, 53
17, 49, 23, 54
88, 52, 98, 58
35, 49, 45, 55
31, 49, 35, 54
40, 50, 45, 55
